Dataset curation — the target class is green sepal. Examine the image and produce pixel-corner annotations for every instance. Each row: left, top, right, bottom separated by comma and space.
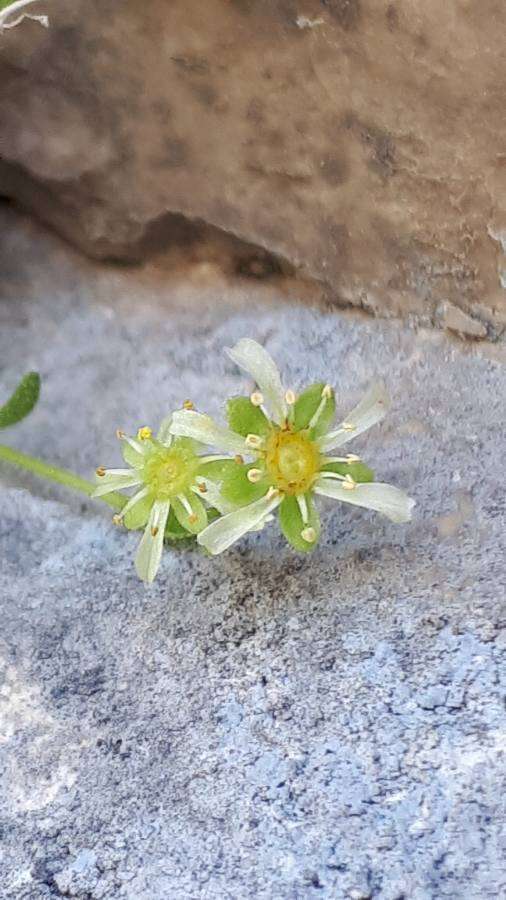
123, 494, 152, 530
197, 458, 237, 481
172, 491, 207, 534
226, 396, 271, 438
220, 462, 270, 505
0, 372, 40, 429
321, 460, 374, 482
171, 436, 200, 456
292, 383, 335, 438
164, 507, 192, 541
279, 493, 321, 553
121, 442, 145, 469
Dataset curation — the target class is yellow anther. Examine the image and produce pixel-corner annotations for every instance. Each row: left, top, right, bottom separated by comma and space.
247, 468, 262, 484
115, 429, 125, 440
234, 454, 245, 465
151, 526, 159, 537
112, 514, 123, 526
347, 453, 361, 463
342, 421, 356, 432
96, 466, 106, 477
285, 389, 296, 405
250, 391, 264, 407
188, 513, 198, 525
322, 384, 333, 400
183, 399, 194, 410
343, 475, 356, 490
198, 482, 207, 493
245, 433, 262, 449
301, 526, 317, 543
137, 426, 152, 441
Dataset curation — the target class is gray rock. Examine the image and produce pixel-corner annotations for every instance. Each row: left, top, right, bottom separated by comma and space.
0, 206, 505, 898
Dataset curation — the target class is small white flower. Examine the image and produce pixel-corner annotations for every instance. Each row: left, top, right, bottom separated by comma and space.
170, 339, 415, 555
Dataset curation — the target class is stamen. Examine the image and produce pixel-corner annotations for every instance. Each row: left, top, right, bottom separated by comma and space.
322, 384, 333, 400
250, 391, 264, 407
96, 466, 106, 477
198, 482, 207, 493
137, 426, 152, 441
343, 474, 356, 490
308, 384, 333, 429
347, 453, 361, 462
285, 389, 296, 405
245, 433, 263, 449
188, 513, 198, 525
234, 454, 245, 465
112, 514, 123, 526
342, 421, 356, 432
323, 453, 361, 464
183, 399, 194, 410
301, 526, 317, 543
115, 429, 125, 440
247, 468, 263, 483
266, 486, 280, 500
178, 494, 193, 516
296, 494, 309, 524
151, 526, 159, 537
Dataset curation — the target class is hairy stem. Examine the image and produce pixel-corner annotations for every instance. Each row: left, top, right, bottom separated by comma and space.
0, 444, 126, 511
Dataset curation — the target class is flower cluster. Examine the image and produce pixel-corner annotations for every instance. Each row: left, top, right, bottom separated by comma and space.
95, 339, 414, 582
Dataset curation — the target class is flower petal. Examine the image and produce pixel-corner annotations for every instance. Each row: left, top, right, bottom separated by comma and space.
135, 499, 171, 583
191, 477, 236, 515
197, 491, 282, 555
122, 487, 152, 530
314, 479, 415, 524
170, 410, 246, 454
156, 415, 173, 446
226, 338, 287, 424
318, 383, 390, 452
92, 470, 142, 497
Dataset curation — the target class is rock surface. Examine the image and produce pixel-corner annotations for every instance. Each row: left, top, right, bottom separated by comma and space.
0, 0, 505, 334
1, 206, 506, 899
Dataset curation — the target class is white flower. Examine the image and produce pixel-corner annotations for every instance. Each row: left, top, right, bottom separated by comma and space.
170, 339, 415, 555
93, 416, 228, 583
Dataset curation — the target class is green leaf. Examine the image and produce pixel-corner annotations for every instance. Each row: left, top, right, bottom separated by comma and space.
0, 372, 40, 429
321, 460, 374, 482
279, 493, 321, 553
220, 461, 270, 505
172, 491, 207, 534
123, 494, 152, 530
226, 396, 271, 437
292, 383, 335, 438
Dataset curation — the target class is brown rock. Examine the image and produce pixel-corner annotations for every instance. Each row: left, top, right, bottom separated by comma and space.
0, 0, 505, 333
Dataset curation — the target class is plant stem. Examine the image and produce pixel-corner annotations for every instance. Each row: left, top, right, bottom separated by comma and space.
0, 444, 126, 511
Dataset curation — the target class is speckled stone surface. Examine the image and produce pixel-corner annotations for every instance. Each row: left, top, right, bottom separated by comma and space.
1, 208, 505, 899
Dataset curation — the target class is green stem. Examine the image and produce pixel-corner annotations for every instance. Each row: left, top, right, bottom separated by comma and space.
0, 444, 126, 511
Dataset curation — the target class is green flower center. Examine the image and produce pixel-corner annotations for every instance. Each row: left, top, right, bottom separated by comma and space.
265, 428, 321, 495
143, 446, 196, 500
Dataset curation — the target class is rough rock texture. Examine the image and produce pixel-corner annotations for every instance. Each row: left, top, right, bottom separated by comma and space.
1, 206, 506, 899
1, 0, 505, 336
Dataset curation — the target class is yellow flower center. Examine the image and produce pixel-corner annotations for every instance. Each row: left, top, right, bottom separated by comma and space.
143, 447, 195, 500
264, 429, 321, 495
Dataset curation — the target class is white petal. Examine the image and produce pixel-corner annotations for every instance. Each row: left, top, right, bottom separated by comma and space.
197, 492, 282, 555
226, 338, 287, 424
135, 500, 171, 583
314, 479, 415, 524
170, 410, 246, 454
156, 415, 173, 446
191, 477, 236, 515
318, 382, 390, 452
93, 470, 142, 497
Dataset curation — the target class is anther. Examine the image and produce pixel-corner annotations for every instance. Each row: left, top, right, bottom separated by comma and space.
266, 486, 280, 500
112, 514, 123, 526
301, 526, 317, 543
188, 513, 198, 525
247, 468, 262, 483
245, 433, 262, 449
183, 399, 194, 410
115, 429, 125, 440
198, 482, 207, 493
96, 466, 106, 477
137, 426, 152, 441
343, 475, 356, 490
234, 454, 244, 465
285, 389, 296, 405
342, 421, 356, 432
250, 391, 264, 407
322, 384, 333, 400
347, 453, 361, 462
151, 526, 159, 537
